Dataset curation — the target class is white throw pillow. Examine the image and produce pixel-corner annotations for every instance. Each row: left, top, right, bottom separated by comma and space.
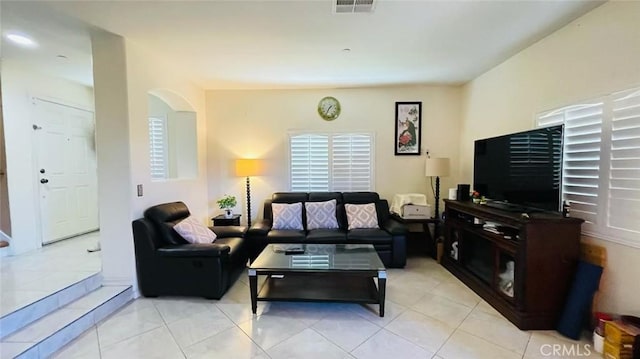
272, 202, 304, 230
173, 216, 217, 244
345, 203, 379, 230
305, 200, 339, 230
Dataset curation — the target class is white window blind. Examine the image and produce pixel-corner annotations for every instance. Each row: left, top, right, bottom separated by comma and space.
290, 134, 329, 192
609, 88, 640, 234
289, 132, 374, 192
536, 86, 640, 247
149, 116, 168, 180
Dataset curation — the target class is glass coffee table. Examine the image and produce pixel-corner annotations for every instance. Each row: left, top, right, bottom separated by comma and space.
248, 244, 387, 316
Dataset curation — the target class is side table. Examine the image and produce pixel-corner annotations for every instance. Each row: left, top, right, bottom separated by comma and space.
212, 214, 241, 226
391, 213, 441, 259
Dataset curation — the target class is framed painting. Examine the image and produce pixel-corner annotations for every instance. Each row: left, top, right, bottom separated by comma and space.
394, 102, 422, 155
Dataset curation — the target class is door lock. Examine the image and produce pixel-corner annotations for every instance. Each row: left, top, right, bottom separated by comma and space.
40, 178, 49, 184
40, 169, 46, 174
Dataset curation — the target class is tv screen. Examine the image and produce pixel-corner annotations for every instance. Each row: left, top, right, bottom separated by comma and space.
473, 125, 563, 212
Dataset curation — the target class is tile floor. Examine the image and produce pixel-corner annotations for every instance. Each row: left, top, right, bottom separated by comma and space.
0, 232, 102, 318
52, 256, 598, 359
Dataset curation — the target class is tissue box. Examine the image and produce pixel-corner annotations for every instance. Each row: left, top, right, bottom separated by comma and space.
401, 204, 431, 219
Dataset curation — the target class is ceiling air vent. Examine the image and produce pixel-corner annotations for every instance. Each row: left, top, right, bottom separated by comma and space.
335, 0, 376, 14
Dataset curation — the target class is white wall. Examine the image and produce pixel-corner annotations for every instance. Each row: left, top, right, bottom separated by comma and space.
206, 86, 462, 224
0, 61, 94, 254
148, 94, 198, 179
460, 2, 640, 314
91, 30, 208, 286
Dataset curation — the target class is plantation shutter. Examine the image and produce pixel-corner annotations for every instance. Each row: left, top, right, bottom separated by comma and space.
290, 134, 329, 192
149, 116, 168, 180
332, 134, 373, 191
289, 132, 374, 192
537, 86, 640, 247
537, 102, 604, 227
608, 88, 640, 234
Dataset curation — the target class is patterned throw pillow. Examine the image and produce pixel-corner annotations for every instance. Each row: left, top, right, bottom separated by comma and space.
305, 200, 339, 230
345, 203, 379, 230
272, 202, 304, 230
173, 216, 217, 244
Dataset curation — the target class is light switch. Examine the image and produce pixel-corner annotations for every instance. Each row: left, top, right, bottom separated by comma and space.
137, 184, 143, 197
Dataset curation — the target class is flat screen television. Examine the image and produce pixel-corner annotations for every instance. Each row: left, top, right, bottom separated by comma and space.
473, 125, 563, 212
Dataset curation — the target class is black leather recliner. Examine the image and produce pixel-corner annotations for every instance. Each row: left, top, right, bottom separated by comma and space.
132, 201, 248, 299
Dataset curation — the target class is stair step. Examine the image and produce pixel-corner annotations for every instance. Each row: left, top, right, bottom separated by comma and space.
0, 285, 133, 359
0, 273, 102, 339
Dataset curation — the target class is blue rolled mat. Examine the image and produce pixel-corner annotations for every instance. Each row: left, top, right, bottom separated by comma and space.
557, 260, 603, 340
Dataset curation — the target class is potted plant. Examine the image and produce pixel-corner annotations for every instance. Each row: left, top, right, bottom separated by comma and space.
217, 195, 237, 218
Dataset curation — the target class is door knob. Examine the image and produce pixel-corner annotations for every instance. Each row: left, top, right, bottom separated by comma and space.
40, 178, 49, 184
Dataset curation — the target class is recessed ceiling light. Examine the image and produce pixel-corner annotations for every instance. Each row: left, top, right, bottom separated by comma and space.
56, 54, 68, 59
5, 32, 38, 48
342, 48, 351, 53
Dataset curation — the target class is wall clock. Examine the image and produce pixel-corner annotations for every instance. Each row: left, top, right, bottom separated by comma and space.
317, 96, 341, 121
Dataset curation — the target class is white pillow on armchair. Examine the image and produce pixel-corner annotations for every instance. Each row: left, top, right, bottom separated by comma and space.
173, 216, 217, 244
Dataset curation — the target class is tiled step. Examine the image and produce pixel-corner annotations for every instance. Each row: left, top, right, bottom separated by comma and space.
0, 285, 133, 359
0, 273, 102, 340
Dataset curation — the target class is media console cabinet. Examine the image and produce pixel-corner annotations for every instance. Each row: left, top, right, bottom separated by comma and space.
441, 200, 583, 330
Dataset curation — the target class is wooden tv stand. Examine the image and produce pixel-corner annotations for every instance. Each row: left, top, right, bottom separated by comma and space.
441, 200, 583, 330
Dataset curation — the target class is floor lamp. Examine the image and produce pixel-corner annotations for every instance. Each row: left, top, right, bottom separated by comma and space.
235, 159, 264, 227
425, 157, 450, 221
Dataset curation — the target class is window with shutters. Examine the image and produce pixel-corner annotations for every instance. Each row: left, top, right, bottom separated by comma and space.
536, 86, 640, 247
149, 116, 168, 180
289, 132, 374, 192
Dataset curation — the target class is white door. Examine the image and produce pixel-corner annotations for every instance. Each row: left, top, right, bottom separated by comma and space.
33, 98, 98, 244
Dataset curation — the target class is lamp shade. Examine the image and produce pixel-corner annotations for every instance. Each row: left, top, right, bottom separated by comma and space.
425, 157, 450, 177
235, 159, 264, 177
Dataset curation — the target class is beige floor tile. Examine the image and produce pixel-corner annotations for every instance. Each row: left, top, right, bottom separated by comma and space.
49, 256, 581, 359
458, 309, 531, 354
237, 314, 310, 350
166, 306, 235, 348
267, 328, 349, 359
351, 328, 434, 359
217, 279, 252, 304
385, 309, 456, 353
348, 300, 407, 327
217, 302, 266, 325
474, 299, 503, 317
51, 327, 101, 359
385, 282, 430, 307
258, 301, 333, 326
311, 310, 381, 352
97, 301, 164, 348
152, 297, 216, 324
100, 326, 184, 359
0, 233, 101, 317
438, 330, 522, 359
524, 330, 600, 359
183, 326, 269, 359
411, 292, 473, 327
430, 281, 481, 308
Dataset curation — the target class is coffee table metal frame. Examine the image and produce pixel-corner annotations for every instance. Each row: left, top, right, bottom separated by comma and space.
248, 244, 387, 317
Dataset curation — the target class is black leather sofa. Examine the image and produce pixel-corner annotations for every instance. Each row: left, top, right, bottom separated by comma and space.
247, 192, 407, 268
132, 201, 248, 299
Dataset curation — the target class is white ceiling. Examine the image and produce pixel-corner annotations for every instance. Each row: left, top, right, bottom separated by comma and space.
1, 0, 604, 90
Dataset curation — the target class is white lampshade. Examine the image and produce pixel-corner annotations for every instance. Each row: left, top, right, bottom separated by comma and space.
425, 157, 450, 177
